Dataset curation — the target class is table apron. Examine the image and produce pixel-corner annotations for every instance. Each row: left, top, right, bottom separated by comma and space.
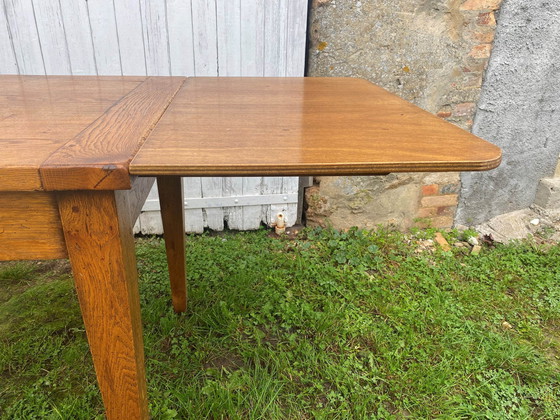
0, 191, 67, 261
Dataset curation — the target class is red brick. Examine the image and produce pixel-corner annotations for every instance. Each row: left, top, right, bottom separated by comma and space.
434, 232, 451, 251
422, 184, 439, 195
417, 207, 438, 217
477, 12, 496, 26
421, 194, 458, 208
463, 74, 483, 89
452, 102, 476, 117
469, 44, 492, 58
437, 111, 452, 118
472, 31, 495, 43
437, 206, 457, 216
430, 216, 455, 229
462, 61, 486, 73
460, 0, 501, 11
414, 216, 454, 229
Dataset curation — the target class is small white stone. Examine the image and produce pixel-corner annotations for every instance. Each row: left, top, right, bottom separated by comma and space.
467, 236, 479, 246
530, 218, 540, 226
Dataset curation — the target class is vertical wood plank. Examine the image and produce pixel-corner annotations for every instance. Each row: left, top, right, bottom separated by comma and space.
59, 0, 96, 75
138, 184, 163, 234
283, 176, 299, 227
31, 0, 71, 75
286, 0, 308, 77
238, 0, 264, 229
0, 4, 18, 73
263, 176, 284, 226
240, 0, 264, 76
216, 0, 241, 76
223, 177, 243, 230
191, 0, 217, 76
58, 190, 149, 420
264, 0, 288, 77
138, 211, 163, 234
87, 0, 121, 75
3, 0, 45, 74
184, 177, 204, 233
139, 0, 170, 76
157, 176, 187, 313
114, 0, 146, 76
167, 0, 195, 76
201, 177, 224, 231
133, 217, 142, 235
242, 177, 263, 230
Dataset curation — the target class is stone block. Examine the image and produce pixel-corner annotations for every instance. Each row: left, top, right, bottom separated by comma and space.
420, 194, 458, 208
534, 178, 560, 210
305, 174, 422, 230
440, 183, 461, 194
469, 44, 492, 58
453, 102, 476, 116
460, 0, 502, 11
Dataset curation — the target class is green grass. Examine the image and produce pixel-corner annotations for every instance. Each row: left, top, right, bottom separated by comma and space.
1, 227, 559, 419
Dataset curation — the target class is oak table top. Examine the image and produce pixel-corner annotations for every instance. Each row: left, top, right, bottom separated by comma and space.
0, 76, 501, 192
0, 75, 501, 420
130, 77, 501, 177
0, 75, 183, 192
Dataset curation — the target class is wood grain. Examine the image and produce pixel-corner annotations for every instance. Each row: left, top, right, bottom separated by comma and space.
157, 176, 187, 312
0, 192, 67, 261
0, 76, 144, 191
41, 77, 185, 191
57, 188, 149, 420
130, 77, 502, 176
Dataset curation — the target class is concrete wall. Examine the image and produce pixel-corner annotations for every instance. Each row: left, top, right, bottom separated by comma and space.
306, 0, 501, 229
456, 0, 560, 225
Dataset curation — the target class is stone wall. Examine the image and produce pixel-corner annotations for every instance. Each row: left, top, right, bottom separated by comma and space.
305, 0, 502, 229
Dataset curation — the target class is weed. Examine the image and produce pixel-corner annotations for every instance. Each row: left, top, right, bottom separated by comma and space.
1, 227, 559, 419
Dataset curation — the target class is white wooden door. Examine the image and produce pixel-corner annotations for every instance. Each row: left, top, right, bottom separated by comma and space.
0, 0, 308, 233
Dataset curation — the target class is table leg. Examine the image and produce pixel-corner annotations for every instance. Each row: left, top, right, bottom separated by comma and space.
57, 190, 149, 420
157, 176, 187, 313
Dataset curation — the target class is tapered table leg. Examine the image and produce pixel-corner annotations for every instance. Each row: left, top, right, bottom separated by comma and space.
157, 176, 187, 313
57, 190, 149, 420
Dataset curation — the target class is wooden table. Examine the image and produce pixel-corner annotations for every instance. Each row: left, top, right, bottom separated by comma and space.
0, 76, 501, 419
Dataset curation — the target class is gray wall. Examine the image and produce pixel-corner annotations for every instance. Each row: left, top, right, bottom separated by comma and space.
457, 0, 560, 225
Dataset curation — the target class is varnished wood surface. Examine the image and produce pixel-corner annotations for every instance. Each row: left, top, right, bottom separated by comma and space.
130, 77, 502, 176
157, 176, 187, 313
0, 76, 144, 191
57, 188, 149, 419
41, 77, 185, 191
1, 76, 501, 191
0, 192, 67, 261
